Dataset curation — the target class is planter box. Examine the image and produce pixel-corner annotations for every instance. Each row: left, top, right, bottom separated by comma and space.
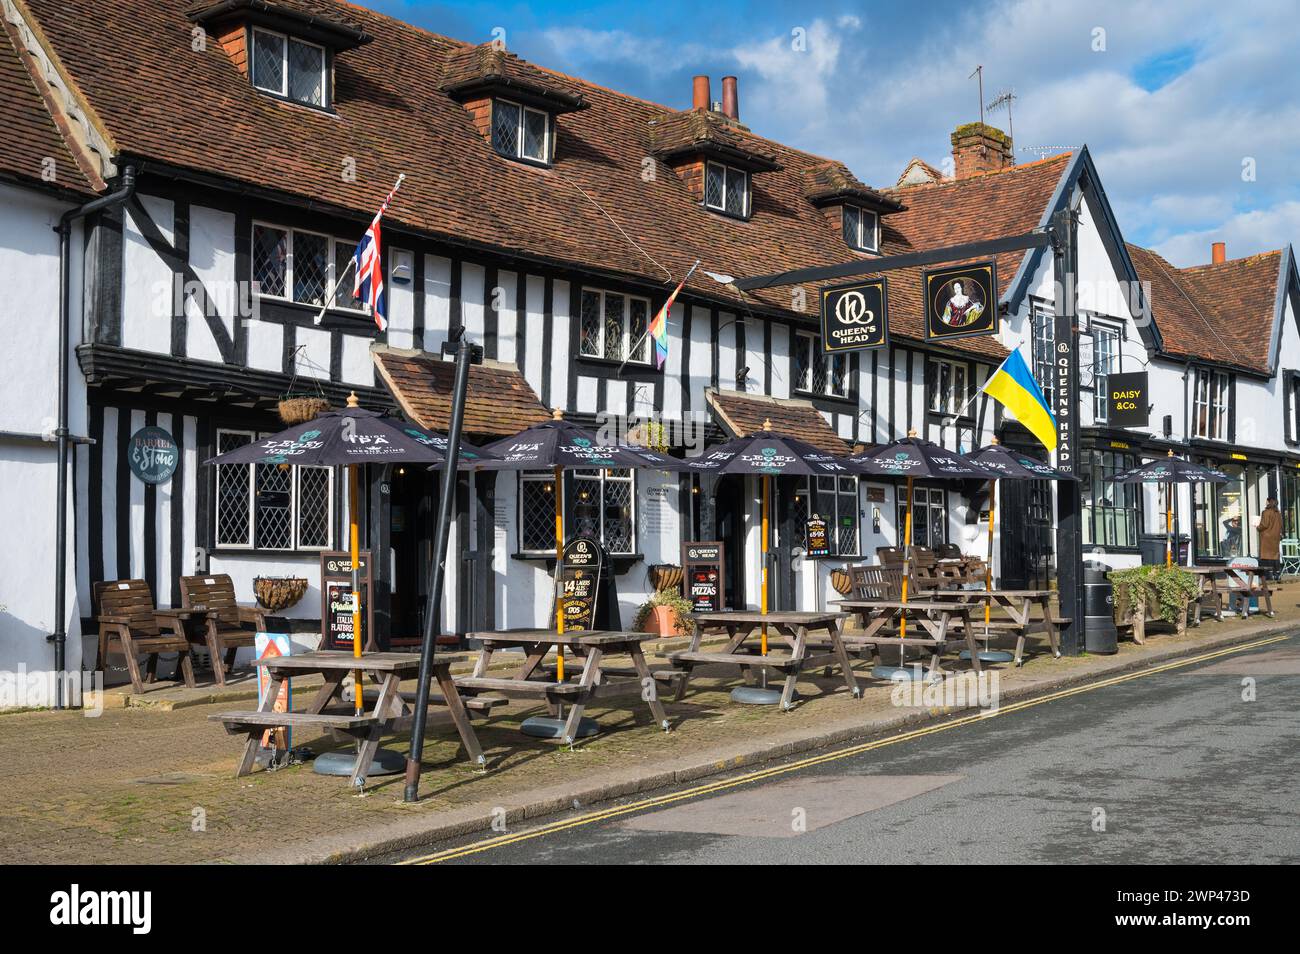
1113, 582, 1191, 644
640, 604, 687, 639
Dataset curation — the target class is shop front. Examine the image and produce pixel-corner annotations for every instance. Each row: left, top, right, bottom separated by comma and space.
1191, 453, 1275, 561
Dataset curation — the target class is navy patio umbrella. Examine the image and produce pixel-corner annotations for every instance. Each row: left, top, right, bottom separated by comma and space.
1115, 450, 1229, 567
846, 431, 991, 674
205, 394, 496, 715
967, 438, 1076, 657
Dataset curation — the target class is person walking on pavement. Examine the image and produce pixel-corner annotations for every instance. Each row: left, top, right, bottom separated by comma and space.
1257, 497, 1282, 581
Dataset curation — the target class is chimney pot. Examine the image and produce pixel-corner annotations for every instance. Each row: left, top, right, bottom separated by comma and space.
721, 75, 739, 121
1212, 241, 1226, 264
692, 75, 710, 111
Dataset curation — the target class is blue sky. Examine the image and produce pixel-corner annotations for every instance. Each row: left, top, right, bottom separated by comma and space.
363, 0, 1300, 267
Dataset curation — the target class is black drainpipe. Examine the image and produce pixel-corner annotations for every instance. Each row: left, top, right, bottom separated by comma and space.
50, 165, 136, 709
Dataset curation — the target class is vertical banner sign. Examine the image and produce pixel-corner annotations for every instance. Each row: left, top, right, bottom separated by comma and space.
558, 536, 603, 631
254, 632, 292, 754
1106, 371, 1150, 428
923, 261, 998, 342
1051, 207, 1083, 656
805, 516, 830, 557
820, 278, 889, 351
681, 541, 725, 613
320, 551, 373, 651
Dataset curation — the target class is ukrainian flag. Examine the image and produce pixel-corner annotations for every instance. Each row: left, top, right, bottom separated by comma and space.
982, 349, 1057, 452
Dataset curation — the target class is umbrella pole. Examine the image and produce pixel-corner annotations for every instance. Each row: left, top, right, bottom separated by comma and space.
349, 462, 362, 716
899, 475, 914, 666
761, 475, 770, 654
554, 465, 565, 684
1166, 480, 1173, 568
985, 478, 996, 642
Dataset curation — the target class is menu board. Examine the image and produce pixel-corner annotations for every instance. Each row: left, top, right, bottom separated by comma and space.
320, 550, 373, 651
805, 516, 831, 557
682, 541, 725, 614
558, 537, 603, 631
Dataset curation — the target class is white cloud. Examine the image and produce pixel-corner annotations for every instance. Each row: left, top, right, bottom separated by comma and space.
1155, 201, 1300, 267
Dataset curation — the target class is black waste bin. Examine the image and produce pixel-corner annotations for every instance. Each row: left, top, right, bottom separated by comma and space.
1083, 560, 1118, 654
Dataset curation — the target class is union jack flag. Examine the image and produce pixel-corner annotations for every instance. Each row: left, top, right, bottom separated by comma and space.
353, 212, 386, 331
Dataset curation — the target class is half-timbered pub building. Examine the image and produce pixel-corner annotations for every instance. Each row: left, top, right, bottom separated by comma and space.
2, 0, 1298, 701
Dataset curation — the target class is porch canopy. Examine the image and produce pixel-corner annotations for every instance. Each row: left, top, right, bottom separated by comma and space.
704, 388, 854, 455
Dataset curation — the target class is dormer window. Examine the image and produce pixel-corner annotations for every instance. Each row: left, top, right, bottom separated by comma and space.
492, 99, 551, 165
842, 205, 879, 253
705, 161, 750, 218
252, 27, 328, 108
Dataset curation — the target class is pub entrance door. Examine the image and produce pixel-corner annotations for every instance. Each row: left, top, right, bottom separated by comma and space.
999, 477, 1054, 589
387, 465, 434, 645
714, 475, 746, 611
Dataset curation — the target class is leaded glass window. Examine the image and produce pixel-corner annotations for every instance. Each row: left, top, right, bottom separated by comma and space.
577, 287, 651, 363
492, 98, 550, 164
519, 469, 636, 555
788, 475, 860, 556
215, 429, 333, 551
794, 332, 847, 398
253, 224, 369, 314
252, 224, 288, 299
292, 230, 329, 306
251, 28, 328, 108
287, 39, 325, 106
842, 205, 879, 252
705, 161, 749, 217
492, 99, 520, 155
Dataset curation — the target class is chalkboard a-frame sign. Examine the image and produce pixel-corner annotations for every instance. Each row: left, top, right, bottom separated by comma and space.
321, 551, 374, 652
682, 541, 725, 613
557, 536, 604, 631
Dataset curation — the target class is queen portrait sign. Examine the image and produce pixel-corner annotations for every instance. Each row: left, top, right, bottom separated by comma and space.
820, 277, 888, 352
923, 261, 997, 342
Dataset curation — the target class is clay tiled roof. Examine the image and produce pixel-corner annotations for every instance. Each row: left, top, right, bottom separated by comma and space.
19, 0, 1071, 360
0, 20, 97, 194
372, 347, 550, 438
441, 43, 585, 110
1127, 244, 1281, 373
648, 109, 781, 170
804, 160, 902, 209
706, 389, 850, 455
896, 157, 948, 188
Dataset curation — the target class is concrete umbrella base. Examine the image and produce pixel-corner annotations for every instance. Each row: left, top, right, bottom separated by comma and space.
730, 686, 785, 705
520, 715, 600, 740
872, 664, 934, 682
313, 748, 405, 777
959, 649, 1016, 663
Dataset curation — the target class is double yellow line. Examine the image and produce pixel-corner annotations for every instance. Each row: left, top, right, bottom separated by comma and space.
401, 634, 1289, 864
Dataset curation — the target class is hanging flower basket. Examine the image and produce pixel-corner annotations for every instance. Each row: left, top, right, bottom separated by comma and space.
254, 576, 308, 612
649, 564, 683, 592
278, 397, 331, 425
830, 566, 854, 595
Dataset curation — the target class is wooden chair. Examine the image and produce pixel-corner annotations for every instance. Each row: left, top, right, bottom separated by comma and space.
847, 563, 905, 601
93, 580, 196, 694
877, 546, 904, 567
180, 574, 267, 686
935, 543, 963, 562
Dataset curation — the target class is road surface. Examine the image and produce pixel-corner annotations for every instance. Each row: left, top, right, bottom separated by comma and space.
398, 634, 1300, 865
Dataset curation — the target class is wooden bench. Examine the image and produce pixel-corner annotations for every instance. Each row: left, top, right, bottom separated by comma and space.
667, 650, 805, 671
453, 675, 589, 698
93, 579, 197, 693
211, 711, 377, 732
180, 574, 267, 685
398, 688, 509, 717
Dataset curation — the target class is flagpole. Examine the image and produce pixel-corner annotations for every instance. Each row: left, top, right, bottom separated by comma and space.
618, 259, 700, 375
313, 174, 406, 325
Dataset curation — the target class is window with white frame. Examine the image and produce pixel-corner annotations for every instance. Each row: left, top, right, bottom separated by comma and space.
252, 223, 366, 312
1031, 299, 1055, 408
927, 357, 969, 416
251, 28, 328, 108
491, 99, 550, 163
704, 161, 750, 217
578, 287, 650, 363
841, 205, 879, 252
214, 429, 333, 550
1092, 322, 1121, 423
898, 486, 947, 549
1192, 367, 1231, 441
517, 469, 636, 555
793, 331, 849, 398
790, 475, 860, 555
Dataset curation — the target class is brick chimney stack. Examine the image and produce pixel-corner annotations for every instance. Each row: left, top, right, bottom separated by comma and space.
721, 76, 739, 121
950, 122, 1013, 179
1212, 241, 1226, 264
692, 75, 710, 111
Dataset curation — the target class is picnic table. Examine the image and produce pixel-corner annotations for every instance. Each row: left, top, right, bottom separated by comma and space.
210, 650, 486, 785
831, 599, 980, 677
917, 587, 1066, 665
1188, 565, 1275, 623
458, 629, 673, 745
669, 610, 859, 710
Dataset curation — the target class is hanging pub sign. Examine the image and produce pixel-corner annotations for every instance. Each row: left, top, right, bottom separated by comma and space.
805, 515, 831, 557
558, 536, 603, 631
1106, 371, 1150, 428
820, 277, 889, 352
320, 551, 374, 652
127, 426, 178, 485
923, 261, 997, 342
681, 541, 725, 613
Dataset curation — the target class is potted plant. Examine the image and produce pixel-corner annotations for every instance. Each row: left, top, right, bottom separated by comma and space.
1110, 565, 1199, 637
632, 586, 696, 639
